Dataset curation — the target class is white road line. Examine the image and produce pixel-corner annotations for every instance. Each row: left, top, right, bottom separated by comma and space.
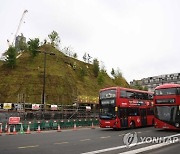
18, 145, 39, 149
81, 133, 180, 154
81, 144, 127, 154
54, 142, 69, 145
119, 134, 125, 137
100, 136, 111, 139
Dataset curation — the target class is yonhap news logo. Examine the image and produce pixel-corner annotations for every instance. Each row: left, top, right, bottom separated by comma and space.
123, 132, 138, 148
123, 132, 179, 148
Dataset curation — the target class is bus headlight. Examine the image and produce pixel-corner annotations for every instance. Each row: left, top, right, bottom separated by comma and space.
175, 123, 179, 128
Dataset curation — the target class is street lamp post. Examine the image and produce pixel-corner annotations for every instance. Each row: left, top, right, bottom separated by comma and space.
38, 50, 55, 111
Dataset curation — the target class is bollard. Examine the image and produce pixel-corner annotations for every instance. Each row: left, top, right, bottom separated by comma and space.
0, 123, 2, 136
37, 122, 41, 133
19, 123, 24, 134
57, 124, 61, 132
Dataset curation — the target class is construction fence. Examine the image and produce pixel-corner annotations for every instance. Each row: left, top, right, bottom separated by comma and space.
0, 118, 99, 133
0, 107, 99, 133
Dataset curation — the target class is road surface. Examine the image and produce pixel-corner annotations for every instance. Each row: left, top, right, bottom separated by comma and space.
0, 126, 179, 154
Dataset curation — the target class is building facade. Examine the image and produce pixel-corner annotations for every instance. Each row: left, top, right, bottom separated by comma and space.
130, 73, 180, 92
15, 34, 26, 51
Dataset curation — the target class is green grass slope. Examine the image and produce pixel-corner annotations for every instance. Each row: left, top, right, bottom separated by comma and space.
0, 45, 129, 104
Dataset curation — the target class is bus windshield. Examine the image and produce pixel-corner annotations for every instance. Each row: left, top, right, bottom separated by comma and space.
155, 106, 180, 123
99, 104, 116, 119
99, 89, 116, 119
155, 88, 178, 96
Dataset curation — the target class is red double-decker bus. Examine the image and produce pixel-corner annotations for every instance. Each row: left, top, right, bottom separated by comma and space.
154, 83, 180, 130
99, 87, 154, 129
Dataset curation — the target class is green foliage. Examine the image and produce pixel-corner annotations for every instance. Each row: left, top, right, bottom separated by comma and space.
97, 72, 104, 85
93, 58, 99, 77
0, 44, 129, 104
111, 67, 129, 87
83, 53, 92, 63
79, 67, 86, 80
27, 38, 40, 57
83, 53, 87, 62
143, 86, 148, 91
5, 46, 17, 68
48, 30, 60, 47
73, 53, 78, 59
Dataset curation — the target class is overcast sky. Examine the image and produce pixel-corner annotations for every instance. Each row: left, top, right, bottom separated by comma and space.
1, 0, 180, 82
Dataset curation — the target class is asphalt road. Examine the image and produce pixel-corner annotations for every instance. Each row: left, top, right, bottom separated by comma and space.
0, 126, 180, 154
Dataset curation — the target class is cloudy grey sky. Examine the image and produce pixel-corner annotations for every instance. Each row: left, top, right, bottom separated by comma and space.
0, 0, 180, 82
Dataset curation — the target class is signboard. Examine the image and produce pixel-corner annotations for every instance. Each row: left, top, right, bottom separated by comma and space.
32, 104, 40, 110
51, 105, 57, 110
3, 103, 12, 109
9, 117, 20, 124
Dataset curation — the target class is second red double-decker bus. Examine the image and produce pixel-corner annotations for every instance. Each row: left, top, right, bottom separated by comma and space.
99, 87, 154, 129
154, 83, 180, 130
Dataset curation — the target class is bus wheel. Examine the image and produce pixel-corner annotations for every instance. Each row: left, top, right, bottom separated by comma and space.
130, 121, 135, 129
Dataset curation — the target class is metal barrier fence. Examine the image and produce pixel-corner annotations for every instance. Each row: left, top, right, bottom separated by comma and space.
0, 107, 99, 133
0, 118, 99, 133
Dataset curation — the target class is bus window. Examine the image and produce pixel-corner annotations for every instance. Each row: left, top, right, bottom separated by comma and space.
138, 93, 144, 100
120, 90, 126, 98
134, 92, 139, 99
177, 88, 180, 95
127, 91, 134, 99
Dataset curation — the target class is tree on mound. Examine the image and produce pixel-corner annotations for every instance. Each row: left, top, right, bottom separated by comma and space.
27, 38, 40, 58
5, 46, 17, 69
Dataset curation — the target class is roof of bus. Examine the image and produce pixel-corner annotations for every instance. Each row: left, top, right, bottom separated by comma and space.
155, 83, 180, 90
99, 87, 153, 94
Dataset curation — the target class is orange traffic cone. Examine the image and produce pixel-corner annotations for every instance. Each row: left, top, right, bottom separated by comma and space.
91, 122, 95, 129
73, 123, 77, 131
6, 126, 12, 135
0, 123, 2, 136
57, 124, 61, 132
13, 125, 17, 135
37, 124, 41, 133
26, 124, 31, 134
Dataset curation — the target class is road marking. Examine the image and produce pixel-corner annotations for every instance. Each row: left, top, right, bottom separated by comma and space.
100, 136, 111, 139
81, 133, 180, 154
18, 145, 39, 149
54, 142, 69, 145
81, 144, 128, 154
80, 139, 91, 142
119, 134, 125, 137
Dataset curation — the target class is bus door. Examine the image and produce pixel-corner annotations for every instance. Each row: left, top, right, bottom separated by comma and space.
119, 108, 128, 128
140, 108, 147, 126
